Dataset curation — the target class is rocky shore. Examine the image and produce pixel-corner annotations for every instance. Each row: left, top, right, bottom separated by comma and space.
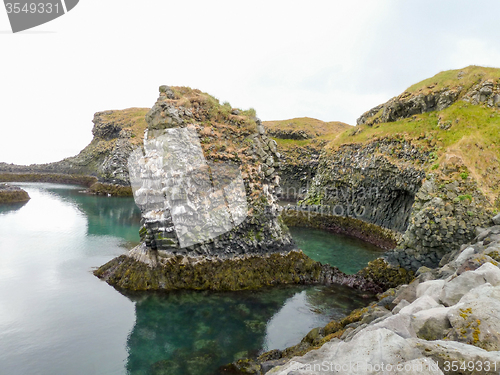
0, 183, 30, 204
222, 215, 500, 375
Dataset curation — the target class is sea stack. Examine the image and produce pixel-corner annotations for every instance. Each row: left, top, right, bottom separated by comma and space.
94, 86, 322, 291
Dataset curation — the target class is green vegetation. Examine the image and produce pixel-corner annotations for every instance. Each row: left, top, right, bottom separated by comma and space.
457, 194, 473, 202
94, 251, 325, 291
100, 108, 149, 145
264, 117, 351, 140
406, 65, 500, 94
328, 101, 500, 202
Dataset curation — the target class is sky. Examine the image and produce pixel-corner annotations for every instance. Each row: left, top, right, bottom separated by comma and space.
1, 0, 500, 165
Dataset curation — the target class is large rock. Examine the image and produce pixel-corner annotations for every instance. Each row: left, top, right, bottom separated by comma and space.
94, 86, 328, 291
492, 213, 500, 226
0, 183, 30, 204
267, 329, 424, 375
445, 283, 500, 351
439, 262, 500, 306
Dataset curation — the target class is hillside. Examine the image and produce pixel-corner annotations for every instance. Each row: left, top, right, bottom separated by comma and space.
300, 66, 500, 271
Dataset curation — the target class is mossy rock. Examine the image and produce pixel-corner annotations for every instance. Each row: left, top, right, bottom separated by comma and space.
94, 250, 325, 292
357, 258, 415, 290
0, 185, 30, 204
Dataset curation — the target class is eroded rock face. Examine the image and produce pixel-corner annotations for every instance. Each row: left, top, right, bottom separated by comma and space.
303, 137, 427, 233
357, 89, 461, 126
386, 174, 493, 271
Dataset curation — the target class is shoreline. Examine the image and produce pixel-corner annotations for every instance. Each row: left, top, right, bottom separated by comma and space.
0, 172, 132, 196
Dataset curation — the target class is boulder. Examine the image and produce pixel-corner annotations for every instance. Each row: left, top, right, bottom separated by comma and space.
493, 213, 500, 226
267, 329, 422, 375
439, 263, 500, 306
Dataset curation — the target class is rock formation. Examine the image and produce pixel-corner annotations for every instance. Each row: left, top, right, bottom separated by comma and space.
357, 66, 500, 126
0, 183, 30, 204
301, 66, 499, 271
263, 118, 351, 202
94, 87, 317, 291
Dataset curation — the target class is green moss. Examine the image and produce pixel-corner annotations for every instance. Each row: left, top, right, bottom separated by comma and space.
94, 250, 325, 292
87, 182, 133, 196
0, 172, 97, 186
358, 258, 415, 289
0, 189, 30, 204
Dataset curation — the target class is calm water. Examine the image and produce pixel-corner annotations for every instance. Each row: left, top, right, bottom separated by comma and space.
0, 183, 378, 375
290, 227, 384, 274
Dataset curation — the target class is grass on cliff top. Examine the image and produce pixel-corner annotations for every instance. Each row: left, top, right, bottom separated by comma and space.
264, 117, 352, 150
100, 108, 149, 145
170, 86, 258, 130
406, 65, 500, 95
329, 101, 500, 201
264, 117, 351, 138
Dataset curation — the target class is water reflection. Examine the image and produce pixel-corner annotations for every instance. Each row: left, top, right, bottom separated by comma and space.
0, 183, 136, 375
124, 285, 373, 375
290, 227, 385, 274
42, 185, 142, 242
0, 200, 29, 215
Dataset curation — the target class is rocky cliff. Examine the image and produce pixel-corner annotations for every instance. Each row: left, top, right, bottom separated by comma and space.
357, 65, 500, 126
94, 87, 314, 290
263, 118, 351, 201
0, 108, 149, 194
301, 66, 500, 271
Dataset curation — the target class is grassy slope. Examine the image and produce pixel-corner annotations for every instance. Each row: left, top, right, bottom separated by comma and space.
263, 117, 352, 151
328, 79, 500, 204
94, 107, 149, 145
264, 117, 351, 137
406, 65, 500, 94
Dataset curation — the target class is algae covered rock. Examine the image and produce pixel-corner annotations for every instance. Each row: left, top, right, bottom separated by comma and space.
0, 183, 30, 204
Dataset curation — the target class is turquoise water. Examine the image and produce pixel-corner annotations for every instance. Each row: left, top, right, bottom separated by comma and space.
290, 227, 384, 274
0, 183, 377, 375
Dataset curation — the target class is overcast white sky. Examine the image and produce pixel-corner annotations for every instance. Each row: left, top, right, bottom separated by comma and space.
1, 0, 500, 165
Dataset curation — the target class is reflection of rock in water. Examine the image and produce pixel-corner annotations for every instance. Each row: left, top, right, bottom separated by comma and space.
0, 200, 29, 214
123, 285, 375, 375
124, 289, 289, 375
50, 188, 142, 238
